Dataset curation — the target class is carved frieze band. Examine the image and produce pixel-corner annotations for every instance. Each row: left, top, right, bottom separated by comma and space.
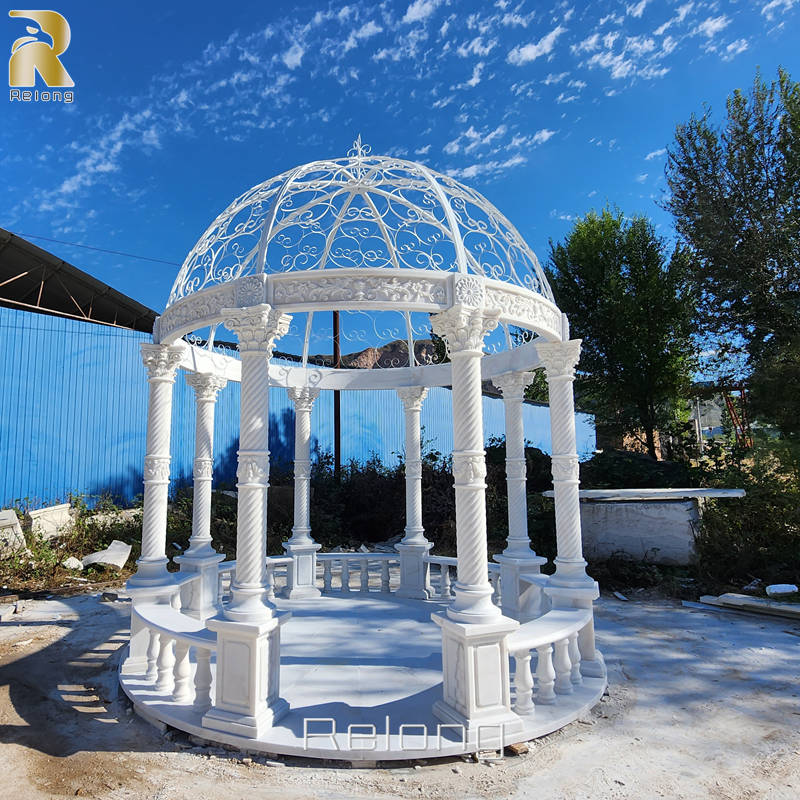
272, 274, 447, 307
287, 386, 320, 413
157, 286, 236, 341
452, 452, 487, 485
536, 340, 582, 381
193, 458, 213, 479
141, 344, 183, 381
186, 372, 228, 402
505, 458, 527, 481
294, 460, 312, 479
551, 454, 580, 482
236, 452, 270, 485
223, 304, 291, 353
144, 455, 171, 483
484, 286, 562, 338
405, 461, 423, 480
430, 305, 501, 355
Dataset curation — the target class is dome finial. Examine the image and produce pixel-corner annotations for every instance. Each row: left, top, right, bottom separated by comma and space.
348, 135, 371, 159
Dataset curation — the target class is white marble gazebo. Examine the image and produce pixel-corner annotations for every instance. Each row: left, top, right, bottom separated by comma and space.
120, 140, 606, 760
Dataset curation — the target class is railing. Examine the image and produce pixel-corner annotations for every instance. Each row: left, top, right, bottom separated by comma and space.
216, 556, 293, 604
132, 603, 217, 713
505, 608, 593, 715
317, 552, 398, 593
424, 555, 456, 600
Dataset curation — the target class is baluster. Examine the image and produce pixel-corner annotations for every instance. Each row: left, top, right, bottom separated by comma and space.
553, 638, 573, 695
170, 592, 181, 610
145, 629, 160, 681
155, 636, 175, 693
341, 559, 350, 593
172, 642, 192, 703
489, 572, 500, 605
265, 564, 276, 601
513, 650, 535, 715
217, 572, 225, 607
323, 560, 332, 593
568, 632, 582, 685
360, 560, 370, 593
441, 565, 452, 599
381, 560, 390, 593
494, 573, 502, 605
194, 647, 212, 712
535, 643, 556, 704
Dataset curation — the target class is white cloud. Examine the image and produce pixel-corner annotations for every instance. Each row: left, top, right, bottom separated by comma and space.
573, 32, 601, 53
532, 128, 556, 145
402, 0, 440, 25
556, 92, 578, 103
446, 154, 526, 180
455, 61, 485, 88
543, 71, 570, 85
627, 0, 650, 18
645, 148, 666, 160
415, 144, 431, 155
587, 50, 634, 79
568, 79, 587, 89
655, 2, 694, 35
457, 36, 497, 57
762, 0, 796, 20
636, 172, 648, 182
694, 15, 730, 38
722, 38, 749, 60
507, 25, 566, 65
282, 42, 305, 69
344, 20, 383, 52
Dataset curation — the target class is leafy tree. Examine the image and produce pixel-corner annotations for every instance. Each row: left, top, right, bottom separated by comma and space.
547, 209, 697, 460
664, 67, 800, 436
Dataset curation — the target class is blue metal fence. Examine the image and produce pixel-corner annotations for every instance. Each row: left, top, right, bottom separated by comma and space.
0, 306, 595, 506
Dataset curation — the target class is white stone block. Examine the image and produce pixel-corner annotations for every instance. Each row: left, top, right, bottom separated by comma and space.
82, 539, 132, 569
26, 503, 73, 541
0, 510, 26, 557
579, 500, 699, 566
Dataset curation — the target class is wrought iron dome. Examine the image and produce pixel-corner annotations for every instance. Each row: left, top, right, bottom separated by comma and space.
168, 138, 554, 307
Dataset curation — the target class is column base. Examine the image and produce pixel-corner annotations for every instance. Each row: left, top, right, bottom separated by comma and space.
174, 551, 225, 620
127, 557, 170, 588
282, 540, 321, 599
432, 610, 523, 747
224, 585, 274, 623
447, 582, 503, 624
492, 553, 548, 620
202, 611, 290, 738
580, 650, 606, 679
395, 541, 433, 599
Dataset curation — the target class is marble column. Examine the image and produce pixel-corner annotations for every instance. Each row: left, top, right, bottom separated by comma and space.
492, 371, 547, 620
283, 386, 321, 599
428, 275, 523, 742
175, 372, 228, 619
395, 386, 432, 599
128, 343, 184, 588
203, 304, 291, 738
537, 339, 602, 677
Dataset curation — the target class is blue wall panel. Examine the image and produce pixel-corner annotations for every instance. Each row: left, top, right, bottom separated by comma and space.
0, 306, 595, 506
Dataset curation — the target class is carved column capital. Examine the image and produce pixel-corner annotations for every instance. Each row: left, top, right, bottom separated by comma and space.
430, 305, 501, 355
140, 343, 184, 382
222, 304, 291, 354
287, 386, 320, 413
397, 386, 428, 413
494, 370, 535, 401
186, 372, 228, 403
536, 340, 582, 381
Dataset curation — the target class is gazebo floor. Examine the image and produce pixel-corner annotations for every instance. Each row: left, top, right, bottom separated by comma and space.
120, 593, 606, 761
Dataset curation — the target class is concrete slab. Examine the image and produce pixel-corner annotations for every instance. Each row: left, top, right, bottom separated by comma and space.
0, 509, 26, 557
82, 540, 132, 570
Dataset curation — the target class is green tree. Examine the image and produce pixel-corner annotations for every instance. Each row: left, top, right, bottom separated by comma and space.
664, 67, 800, 437
547, 209, 697, 460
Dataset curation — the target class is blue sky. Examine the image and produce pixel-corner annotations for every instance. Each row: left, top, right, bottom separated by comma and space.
2, 0, 798, 315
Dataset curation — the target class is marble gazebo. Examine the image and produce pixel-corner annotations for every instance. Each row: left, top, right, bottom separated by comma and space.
120, 140, 607, 759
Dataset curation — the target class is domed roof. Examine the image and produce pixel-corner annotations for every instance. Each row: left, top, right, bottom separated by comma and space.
167, 138, 553, 308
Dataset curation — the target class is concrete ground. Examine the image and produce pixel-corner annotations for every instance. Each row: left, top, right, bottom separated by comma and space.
0, 592, 798, 800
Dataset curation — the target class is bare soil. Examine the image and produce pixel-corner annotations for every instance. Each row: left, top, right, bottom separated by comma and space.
0, 592, 798, 800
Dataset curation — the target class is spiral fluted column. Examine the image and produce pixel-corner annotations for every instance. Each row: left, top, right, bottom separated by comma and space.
492, 371, 548, 620
174, 372, 228, 619
222, 304, 291, 622
430, 301, 501, 624
283, 386, 321, 599
395, 387, 432, 599
129, 343, 184, 588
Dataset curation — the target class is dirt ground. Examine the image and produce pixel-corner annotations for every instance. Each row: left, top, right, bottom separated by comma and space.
0, 592, 798, 800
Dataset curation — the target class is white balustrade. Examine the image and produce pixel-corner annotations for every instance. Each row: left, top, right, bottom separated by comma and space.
317, 553, 400, 594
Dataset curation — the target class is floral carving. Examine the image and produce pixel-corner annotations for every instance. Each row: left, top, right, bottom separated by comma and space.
140, 345, 183, 381
158, 287, 236, 341
287, 386, 320, 412
430, 306, 500, 354
396, 386, 428, 412
453, 275, 484, 307
551, 455, 579, 482
236, 456, 269, 485
186, 372, 228, 402
235, 275, 266, 307
536, 340, 582, 381
493, 371, 535, 400
223, 304, 291, 353
272, 275, 446, 306
143, 456, 171, 482
193, 458, 214, 479
452, 453, 487, 484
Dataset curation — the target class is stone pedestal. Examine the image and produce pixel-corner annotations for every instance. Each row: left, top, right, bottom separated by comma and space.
492, 553, 548, 620
432, 612, 524, 744
174, 552, 225, 620
202, 610, 290, 737
283, 541, 321, 599
395, 541, 432, 599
